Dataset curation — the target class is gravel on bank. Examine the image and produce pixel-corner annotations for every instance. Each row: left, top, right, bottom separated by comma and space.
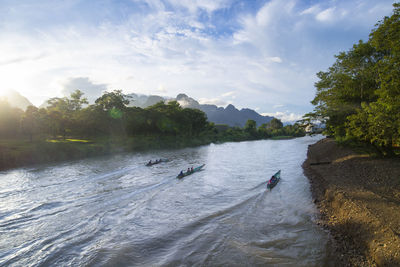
303, 138, 400, 267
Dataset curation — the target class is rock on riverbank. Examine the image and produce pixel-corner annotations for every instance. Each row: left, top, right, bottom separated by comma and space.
303, 138, 400, 266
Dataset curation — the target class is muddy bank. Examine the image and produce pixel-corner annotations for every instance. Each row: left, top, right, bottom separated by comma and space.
303, 138, 400, 266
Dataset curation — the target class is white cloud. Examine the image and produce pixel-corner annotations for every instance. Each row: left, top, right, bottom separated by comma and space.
300, 5, 320, 15
268, 57, 282, 63
221, 91, 235, 97
157, 84, 168, 93
273, 104, 284, 109
62, 77, 107, 103
0, 0, 395, 115
198, 97, 228, 106
168, 0, 230, 14
261, 111, 303, 122
316, 7, 336, 22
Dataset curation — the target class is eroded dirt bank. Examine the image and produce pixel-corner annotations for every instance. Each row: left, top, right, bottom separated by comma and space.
303, 138, 400, 266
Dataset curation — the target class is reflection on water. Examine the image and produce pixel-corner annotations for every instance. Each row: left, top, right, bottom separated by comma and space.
0, 135, 330, 266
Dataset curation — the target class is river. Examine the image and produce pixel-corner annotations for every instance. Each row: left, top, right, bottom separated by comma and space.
0, 135, 331, 266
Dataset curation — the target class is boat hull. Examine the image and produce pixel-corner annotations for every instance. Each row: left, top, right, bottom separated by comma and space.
267, 170, 281, 189
177, 164, 205, 178
146, 159, 169, 166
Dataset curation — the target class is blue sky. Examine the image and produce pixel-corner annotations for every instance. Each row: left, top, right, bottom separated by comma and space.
0, 0, 396, 121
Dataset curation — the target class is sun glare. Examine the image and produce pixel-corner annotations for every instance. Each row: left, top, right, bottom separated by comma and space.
0, 89, 12, 97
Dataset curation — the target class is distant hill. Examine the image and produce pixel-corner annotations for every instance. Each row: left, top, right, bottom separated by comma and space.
126, 93, 166, 109
37, 91, 274, 127
0, 90, 33, 110
127, 93, 274, 127
175, 94, 273, 127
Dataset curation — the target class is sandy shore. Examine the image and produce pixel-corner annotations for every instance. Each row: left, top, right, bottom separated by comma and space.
303, 138, 400, 266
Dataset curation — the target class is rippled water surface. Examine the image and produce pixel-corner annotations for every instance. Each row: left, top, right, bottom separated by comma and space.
0, 135, 330, 266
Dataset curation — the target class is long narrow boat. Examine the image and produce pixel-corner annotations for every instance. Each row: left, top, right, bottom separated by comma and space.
145, 158, 169, 166
177, 164, 205, 178
267, 170, 281, 189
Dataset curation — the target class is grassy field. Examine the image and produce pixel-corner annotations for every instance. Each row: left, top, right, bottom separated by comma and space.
0, 137, 107, 171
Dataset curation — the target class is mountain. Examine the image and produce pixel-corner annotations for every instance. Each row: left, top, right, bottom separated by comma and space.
126, 93, 166, 108
175, 94, 273, 127
0, 90, 33, 110
127, 93, 273, 127
37, 91, 273, 127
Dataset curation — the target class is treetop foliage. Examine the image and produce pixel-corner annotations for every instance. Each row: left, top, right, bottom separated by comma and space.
0, 88, 304, 144
306, 3, 400, 155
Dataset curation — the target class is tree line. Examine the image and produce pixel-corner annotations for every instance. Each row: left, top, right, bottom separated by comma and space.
304, 3, 400, 155
0, 89, 304, 144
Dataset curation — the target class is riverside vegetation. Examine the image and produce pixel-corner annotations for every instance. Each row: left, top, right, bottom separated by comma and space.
303, 3, 400, 266
0, 90, 304, 170
303, 3, 400, 156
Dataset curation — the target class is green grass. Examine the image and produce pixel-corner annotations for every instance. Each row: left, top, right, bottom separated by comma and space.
47, 138, 94, 144
0, 137, 108, 170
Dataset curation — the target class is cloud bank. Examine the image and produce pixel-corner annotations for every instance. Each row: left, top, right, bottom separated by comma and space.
0, 0, 395, 118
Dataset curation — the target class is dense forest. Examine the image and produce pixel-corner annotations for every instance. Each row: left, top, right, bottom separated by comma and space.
0, 89, 304, 169
0, 89, 304, 142
304, 3, 400, 155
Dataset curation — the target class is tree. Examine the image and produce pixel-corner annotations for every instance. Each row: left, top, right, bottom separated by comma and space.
69, 90, 88, 111
46, 97, 71, 139
95, 90, 130, 112
310, 40, 380, 137
345, 3, 400, 153
182, 108, 208, 136
0, 99, 23, 137
268, 118, 283, 130
244, 119, 257, 138
21, 105, 39, 142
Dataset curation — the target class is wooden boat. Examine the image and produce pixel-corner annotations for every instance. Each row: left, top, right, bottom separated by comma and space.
177, 164, 205, 178
267, 170, 281, 189
145, 158, 169, 166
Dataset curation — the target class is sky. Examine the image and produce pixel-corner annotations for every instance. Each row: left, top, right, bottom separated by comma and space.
0, 0, 396, 122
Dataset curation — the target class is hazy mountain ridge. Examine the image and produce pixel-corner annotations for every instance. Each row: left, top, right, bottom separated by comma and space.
128, 93, 273, 127
0, 90, 33, 110
6, 90, 273, 127
127, 93, 166, 109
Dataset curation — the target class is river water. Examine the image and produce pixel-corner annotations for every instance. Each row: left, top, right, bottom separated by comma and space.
0, 135, 330, 266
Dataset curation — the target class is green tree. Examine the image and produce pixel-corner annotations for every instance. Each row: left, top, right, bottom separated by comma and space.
244, 119, 257, 137
46, 97, 72, 139
69, 90, 88, 111
310, 40, 380, 137
95, 90, 130, 112
345, 4, 400, 153
21, 105, 39, 142
94, 90, 132, 137
257, 123, 271, 138
0, 99, 23, 137
182, 108, 208, 136
268, 118, 283, 130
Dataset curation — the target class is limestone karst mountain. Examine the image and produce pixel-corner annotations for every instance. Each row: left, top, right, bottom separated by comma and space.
0, 90, 33, 110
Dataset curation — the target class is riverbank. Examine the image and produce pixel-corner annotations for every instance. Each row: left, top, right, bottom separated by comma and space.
0, 134, 301, 171
303, 138, 400, 266
0, 135, 213, 171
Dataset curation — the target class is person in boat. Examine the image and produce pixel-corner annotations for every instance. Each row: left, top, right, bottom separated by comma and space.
191, 166, 194, 172
155, 159, 159, 163
148, 160, 152, 165
187, 168, 191, 174
179, 170, 184, 177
